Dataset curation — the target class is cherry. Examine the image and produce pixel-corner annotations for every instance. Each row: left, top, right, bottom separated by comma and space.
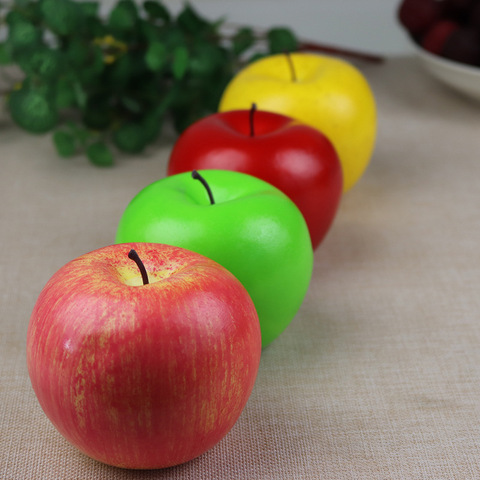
442, 26, 480, 65
469, 2, 480, 30
398, 0, 480, 67
445, 0, 476, 21
398, 0, 447, 36
422, 20, 460, 55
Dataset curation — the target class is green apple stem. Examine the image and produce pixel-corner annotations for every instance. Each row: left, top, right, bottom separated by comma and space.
128, 249, 150, 285
192, 170, 215, 205
285, 52, 297, 82
250, 103, 257, 137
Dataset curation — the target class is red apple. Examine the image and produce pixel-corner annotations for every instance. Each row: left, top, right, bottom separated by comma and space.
26, 243, 261, 469
167, 107, 342, 249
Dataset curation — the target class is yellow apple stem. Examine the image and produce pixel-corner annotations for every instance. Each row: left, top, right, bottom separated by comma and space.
128, 249, 150, 285
285, 52, 297, 82
250, 103, 257, 137
192, 170, 215, 205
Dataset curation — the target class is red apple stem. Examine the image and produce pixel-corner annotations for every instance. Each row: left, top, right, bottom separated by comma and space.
192, 170, 215, 205
250, 103, 257, 137
285, 52, 297, 82
128, 249, 150, 285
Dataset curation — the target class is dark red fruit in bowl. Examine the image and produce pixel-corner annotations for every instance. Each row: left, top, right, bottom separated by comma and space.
422, 20, 460, 54
398, 0, 447, 35
470, 2, 480, 29
445, 0, 476, 21
442, 26, 480, 65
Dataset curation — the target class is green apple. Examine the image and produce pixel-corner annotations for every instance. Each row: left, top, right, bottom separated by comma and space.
218, 52, 377, 192
115, 170, 313, 347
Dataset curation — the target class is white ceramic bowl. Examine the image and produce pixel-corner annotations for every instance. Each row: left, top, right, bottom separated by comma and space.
414, 44, 480, 102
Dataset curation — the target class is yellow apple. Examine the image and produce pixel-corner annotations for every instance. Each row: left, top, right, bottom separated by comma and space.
218, 53, 377, 192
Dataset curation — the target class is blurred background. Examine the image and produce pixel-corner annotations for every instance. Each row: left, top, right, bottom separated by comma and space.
96, 0, 411, 56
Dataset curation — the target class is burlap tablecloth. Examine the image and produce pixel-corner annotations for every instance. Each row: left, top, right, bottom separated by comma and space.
2, 55, 480, 479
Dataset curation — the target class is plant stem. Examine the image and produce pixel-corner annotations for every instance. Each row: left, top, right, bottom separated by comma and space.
223, 23, 385, 64
297, 41, 384, 64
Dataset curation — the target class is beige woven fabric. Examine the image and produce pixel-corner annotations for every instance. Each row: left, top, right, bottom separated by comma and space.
2, 56, 480, 479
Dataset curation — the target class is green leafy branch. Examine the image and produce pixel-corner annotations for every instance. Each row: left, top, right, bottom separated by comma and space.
0, 0, 299, 166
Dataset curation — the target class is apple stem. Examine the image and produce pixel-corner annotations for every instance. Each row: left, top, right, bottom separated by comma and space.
250, 103, 257, 137
285, 52, 297, 82
128, 249, 149, 285
192, 170, 215, 205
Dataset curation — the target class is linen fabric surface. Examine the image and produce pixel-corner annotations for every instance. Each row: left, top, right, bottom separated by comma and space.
2, 56, 480, 479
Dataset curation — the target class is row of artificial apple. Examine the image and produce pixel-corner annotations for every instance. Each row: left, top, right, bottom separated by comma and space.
26, 53, 376, 470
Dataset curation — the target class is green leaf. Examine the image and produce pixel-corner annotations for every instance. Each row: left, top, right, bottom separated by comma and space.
6, 11, 28, 26
54, 77, 76, 109
65, 123, 92, 146
41, 0, 83, 36
17, 48, 64, 80
113, 122, 148, 153
160, 25, 185, 49
172, 45, 189, 80
267, 27, 298, 54
9, 2, 42, 23
144, 1, 171, 22
151, 87, 179, 118
106, 53, 134, 89
8, 87, 58, 134
82, 95, 112, 130
7, 19, 41, 53
0, 43, 11, 65
232, 27, 255, 56
170, 104, 198, 133
77, 46, 104, 85
145, 41, 167, 72
65, 38, 90, 68
53, 130, 76, 157
78, 1, 99, 17
109, 0, 138, 33
87, 142, 114, 166
120, 96, 142, 114
73, 82, 88, 109
167, 84, 205, 133
204, 72, 232, 111
141, 109, 163, 143
189, 42, 225, 78
176, 4, 210, 35
83, 16, 106, 38
0, 0, 302, 166
13, 0, 31, 8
